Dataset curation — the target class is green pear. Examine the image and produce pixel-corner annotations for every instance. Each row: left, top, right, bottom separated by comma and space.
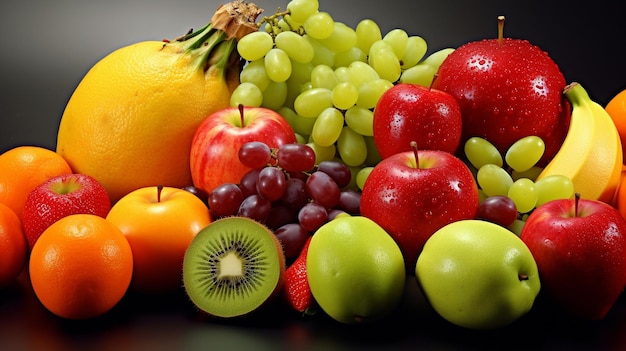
306, 216, 406, 324
415, 219, 540, 330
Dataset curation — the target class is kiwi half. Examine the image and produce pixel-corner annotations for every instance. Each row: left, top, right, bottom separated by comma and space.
182, 216, 286, 318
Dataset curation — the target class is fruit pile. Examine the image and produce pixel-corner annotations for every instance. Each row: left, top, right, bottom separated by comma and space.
2, 0, 626, 334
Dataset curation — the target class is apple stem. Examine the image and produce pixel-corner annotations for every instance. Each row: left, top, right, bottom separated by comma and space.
157, 185, 164, 203
411, 141, 419, 168
574, 192, 581, 217
497, 15, 505, 44
519, 274, 528, 281
238, 104, 245, 127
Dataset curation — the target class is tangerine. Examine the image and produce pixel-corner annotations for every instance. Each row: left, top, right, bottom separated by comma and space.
606, 88, 626, 158
28, 214, 133, 319
0, 202, 27, 287
0, 146, 72, 217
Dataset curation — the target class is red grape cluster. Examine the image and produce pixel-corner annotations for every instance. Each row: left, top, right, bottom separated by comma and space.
207, 141, 361, 260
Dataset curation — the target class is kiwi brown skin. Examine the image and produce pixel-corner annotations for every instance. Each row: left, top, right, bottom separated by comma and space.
182, 216, 286, 318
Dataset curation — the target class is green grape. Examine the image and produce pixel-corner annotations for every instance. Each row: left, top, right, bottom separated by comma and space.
265, 48, 292, 83
477, 164, 513, 197
332, 81, 358, 110
368, 44, 401, 83
311, 64, 338, 90
508, 219, 525, 237
240, 59, 271, 91
237, 31, 274, 61
422, 48, 455, 70
286, 0, 319, 23
534, 174, 575, 207
334, 47, 367, 68
477, 188, 488, 203
307, 141, 337, 164
290, 60, 314, 83
311, 107, 344, 146
505, 136, 545, 172
320, 22, 357, 53
293, 87, 333, 118
464, 137, 503, 169
261, 81, 287, 110
401, 36, 428, 69
275, 31, 315, 64
347, 61, 379, 87
357, 78, 393, 110
303, 11, 335, 40
363, 135, 382, 166
304, 35, 335, 67
278, 16, 302, 32
512, 166, 543, 181
399, 63, 436, 86
295, 133, 307, 144
356, 166, 374, 191
344, 106, 374, 136
230, 82, 263, 107
383, 28, 409, 59
278, 107, 316, 136
337, 126, 367, 166
334, 67, 351, 85
355, 19, 382, 53
508, 178, 537, 214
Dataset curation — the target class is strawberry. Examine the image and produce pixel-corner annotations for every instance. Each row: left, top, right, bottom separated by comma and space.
283, 235, 316, 314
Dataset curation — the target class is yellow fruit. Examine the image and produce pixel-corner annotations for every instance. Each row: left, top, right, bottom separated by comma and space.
536, 82, 622, 203
56, 1, 263, 203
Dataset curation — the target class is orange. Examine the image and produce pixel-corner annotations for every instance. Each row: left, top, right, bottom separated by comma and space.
606, 88, 626, 158
0, 202, 27, 287
28, 214, 133, 320
55, 24, 243, 204
0, 146, 72, 217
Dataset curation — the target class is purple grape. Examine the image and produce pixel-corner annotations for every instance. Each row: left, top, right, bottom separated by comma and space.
280, 177, 309, 209
238, 141, 272, 169
239, 168, 261, 197
476, 195, 518, 227
256, 166, 287, 202
306, 171, 341, 209
277, 143, 316, 173
338, 190, 361, 215
237, 194, 271, 223
273, 223, 310, 259
208, 183, 243, 217
317, 160, 352, 188
298, 202, 328, 232
265, 205, 298, 231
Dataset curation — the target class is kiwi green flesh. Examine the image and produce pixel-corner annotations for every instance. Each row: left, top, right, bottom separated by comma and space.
183, 216, 285, 318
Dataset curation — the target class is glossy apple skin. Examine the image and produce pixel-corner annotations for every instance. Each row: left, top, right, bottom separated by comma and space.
190, 106, 296, 195
432, 38, 570, 166
520, 198, 626, 320
373, 83, 463, 159
106, 186, 212, 294
21, 173, 111, 250
360, 149, 479, 271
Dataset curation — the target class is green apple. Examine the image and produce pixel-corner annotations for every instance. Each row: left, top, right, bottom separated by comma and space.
415, 219, 540, 329
306, 216, 406, 324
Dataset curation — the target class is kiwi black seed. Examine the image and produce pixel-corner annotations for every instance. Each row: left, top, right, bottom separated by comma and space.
182, 216, 286, 318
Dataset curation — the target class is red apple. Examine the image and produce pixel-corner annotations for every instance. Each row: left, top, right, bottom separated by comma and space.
190, 105, 297, 195
106, 185, 212, 294
431, 17, 570, 166
360, 142, 479, 271
21, 173, 111, 250
373, 83, 463, 159
520, 194, 626, 320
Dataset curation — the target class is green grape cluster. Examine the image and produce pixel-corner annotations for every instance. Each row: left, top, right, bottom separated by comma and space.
464, 136, 575, 226
232, 0, 454, 178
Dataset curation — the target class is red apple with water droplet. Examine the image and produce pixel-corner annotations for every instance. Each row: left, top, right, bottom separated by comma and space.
431, 16, 570, 165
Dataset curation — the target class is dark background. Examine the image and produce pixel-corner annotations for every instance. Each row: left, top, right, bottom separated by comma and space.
2, 1, 626, 350
1, 0, 625, 153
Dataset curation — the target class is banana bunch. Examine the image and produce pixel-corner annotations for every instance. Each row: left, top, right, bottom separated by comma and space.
536, 82, 623, 203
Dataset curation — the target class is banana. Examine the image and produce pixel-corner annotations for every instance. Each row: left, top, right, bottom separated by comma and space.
536, 82, 623, 203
